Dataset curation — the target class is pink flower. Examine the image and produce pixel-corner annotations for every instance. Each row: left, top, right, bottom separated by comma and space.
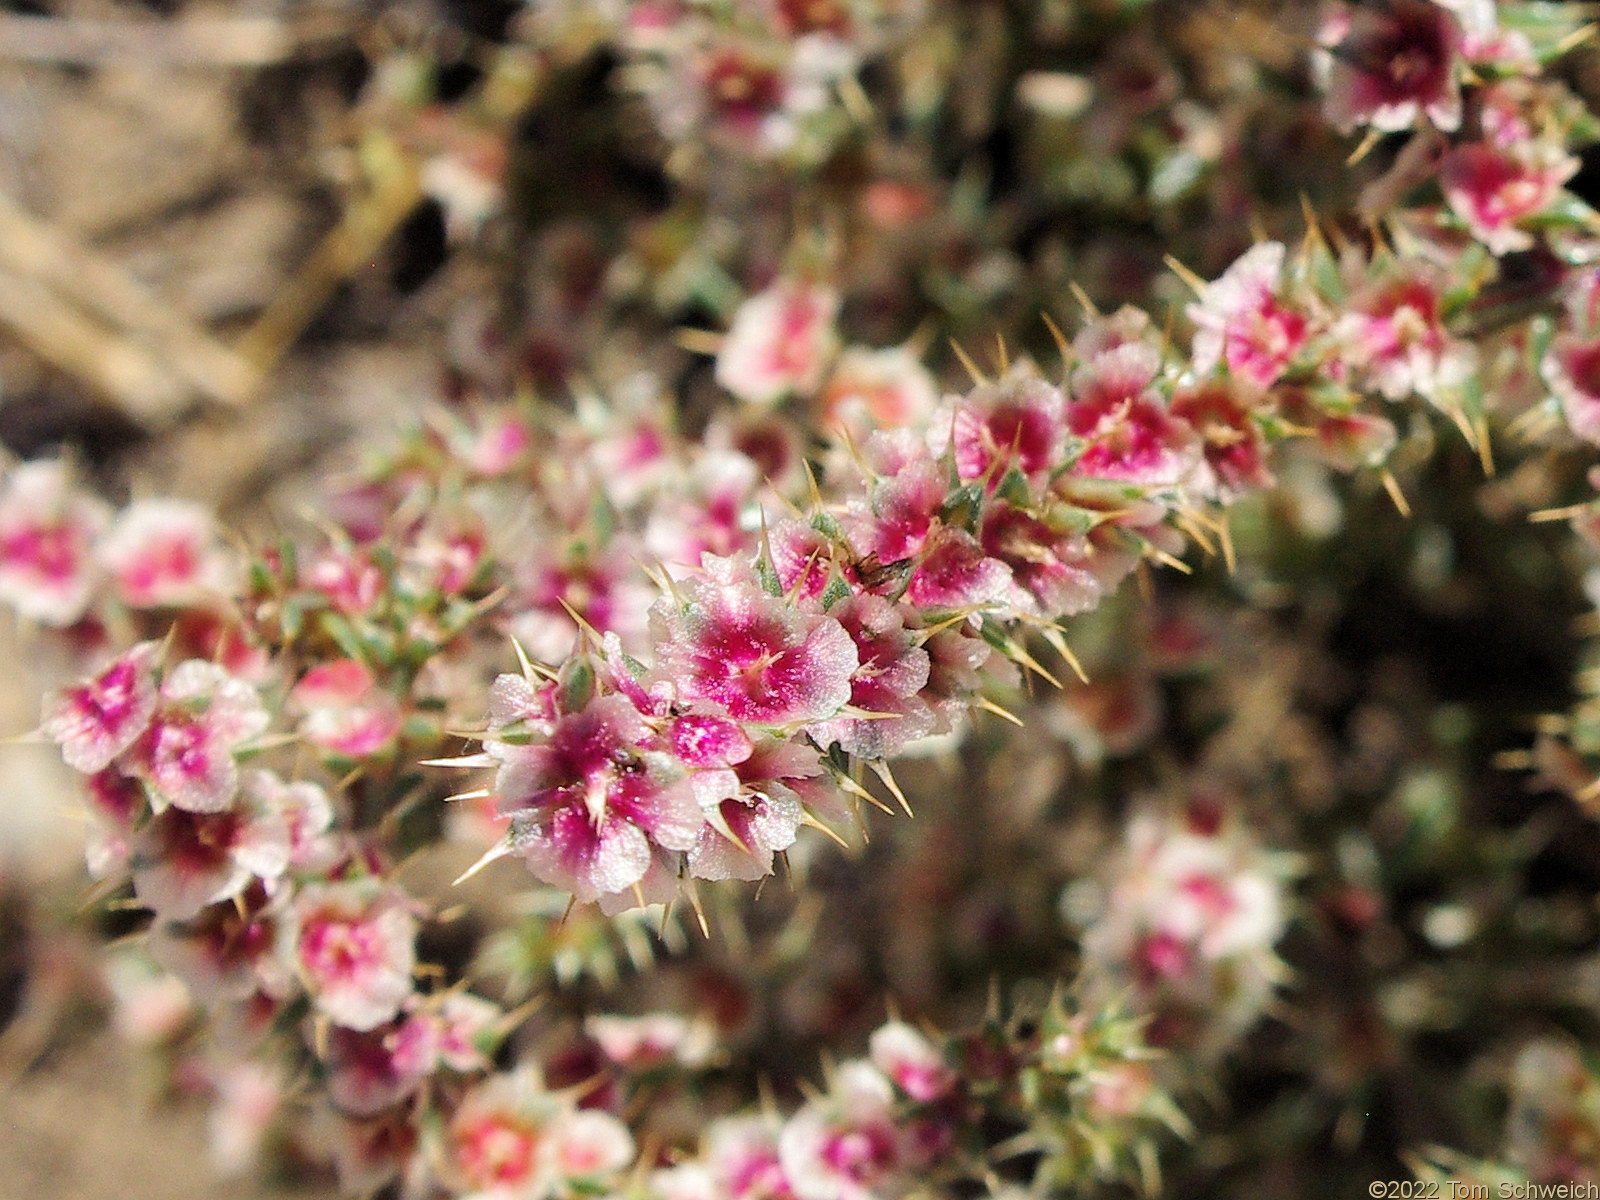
130, 779, 292, 920
1067, 342, 1200, 488
652, 556, 858, 727
292, 660, 403, 760
392, 991, 502, 1075
937, 371, 1068, 490
670, 711, 755, 805
841, 440, 1010, 611
1318, 0, 1465, 134
586, 1012, 717, 1069
979, 501, 1103, 619
42, 641, 160, 774
509, 535, 655, 663
305, 547, 385, 616
446, 1070, 632, 1200
1189, 243, 1311, 390
868, 1022, 956, 1103
286, 879, 418, 1031
148, 881, 289, 1005
83, 769, 144, 880
1440, 140, 1579, 256
819, 345, 939, 441
1169, 379, 1273, 502
919, 626, 1010, 736
1333, 262, 1470, 401
447, 1074, 557, 1200
1079, 805, 1288, 1048
135, 660, 270, 814
779, 1062, 909, 1200
544, 1109, 636, 1185
1309, 410, 1400, 471
705, 1115, 797, 1200
0, 460, 110, 626
1544, 334, 1600, 445
448, 406, 533, 477
447, 994, 506, 1068
644, 450, 763, 571
104, 951, 194, 1046
251, 771, 337, 870
311, 1107, 419, 1198
807, 594, 934, 759
98, 498, 234, 608
322, 1022, 434, 1116
495, 693, 703, 903
685, 734, 812, 882
716, 280, 841, 405
767, 518, 847, 604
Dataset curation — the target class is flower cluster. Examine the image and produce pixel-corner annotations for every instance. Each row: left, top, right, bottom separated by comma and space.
14, 0, 1600, 1195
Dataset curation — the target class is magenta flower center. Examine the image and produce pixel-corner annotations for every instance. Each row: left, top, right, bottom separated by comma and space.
125, 535, 200, 596
1135, 930, 1194, 985
820, 1124, 897, 1183
707, 52, 784, 127
457, 1116, 539, 1186
2, 522, 80, 582
301, 913, 388, 984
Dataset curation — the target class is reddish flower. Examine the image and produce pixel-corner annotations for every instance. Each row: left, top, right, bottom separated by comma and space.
767, 518, 847, 604
304, 547, 385, 617
869, 1022, 957, 1103
685, 734, 811, 882
130, 784, 291, 921
448, 406, 532, 477
919, 627, 1010, 736
1189, 243, 1311, 390
1312, 411, 1400, 471
135, 661, 270, 814
1318, 0, 1465, 134
652, 556, 858, 727
148, 882, 289, 1005
703, 45, 789, 139
717, 279, 841, 405
807, 594, 935, 759
83, 768, 144, 880
979, 501, 1103, 620
1067, 342, 1200, 488
292, 660, 403, 760
644, 450, 763, 571
510, 535, 655, 663
841, 440, 1010, 611
0, 460, 110, 626
1544, 334, 1600, 445
321, 1022, 434, 1117
704, 1115, 798, 1200
937, 372, 1067, 490
670, 711, 755, 807
98, 499, 234, 609
1169, 379, 1273, 501
495, 693, 703, 903
286, 879, 418, 1031
1440, 140, 1578, 256
779, 1062, 910, 1200
42, 641, 160, 774
1333, 262, 1470, 401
